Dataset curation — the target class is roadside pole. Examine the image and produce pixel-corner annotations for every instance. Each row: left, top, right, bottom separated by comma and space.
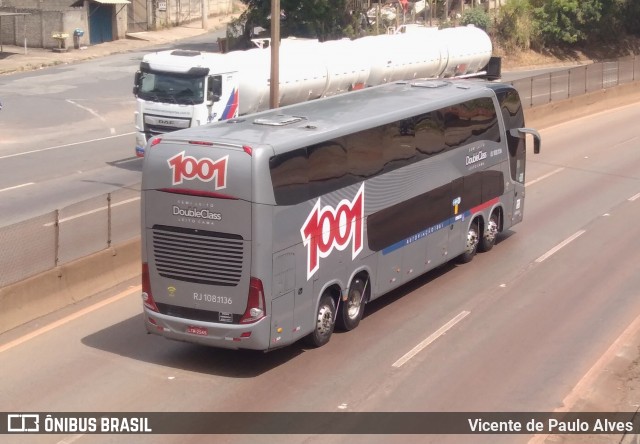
202, 0, 209, 30
270, 0, 280, 109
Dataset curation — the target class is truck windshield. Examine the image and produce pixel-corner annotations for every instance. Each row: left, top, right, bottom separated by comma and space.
137, 71, 205, 105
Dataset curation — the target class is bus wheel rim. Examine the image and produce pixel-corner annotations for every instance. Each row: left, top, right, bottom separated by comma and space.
466, 226, 479, 254
485, 218, 498, 243
347, 290, 362, 319
317, 305, 333, 336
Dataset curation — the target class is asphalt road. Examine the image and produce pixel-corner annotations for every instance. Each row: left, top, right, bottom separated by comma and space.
1, 102, 639, 443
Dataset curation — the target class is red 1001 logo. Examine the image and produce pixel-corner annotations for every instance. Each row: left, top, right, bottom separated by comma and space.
300, 184, 364, 280
167, 151, 228, 189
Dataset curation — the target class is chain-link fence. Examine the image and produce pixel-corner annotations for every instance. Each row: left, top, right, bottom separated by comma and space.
512, 55, 639, 108
1, 55, 638, 289
0, 186, 140, 288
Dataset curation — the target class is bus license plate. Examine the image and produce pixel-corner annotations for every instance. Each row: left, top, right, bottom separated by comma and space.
186, 326, 208, 336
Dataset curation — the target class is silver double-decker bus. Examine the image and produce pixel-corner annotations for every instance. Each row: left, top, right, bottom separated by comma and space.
140, 79, 541, 351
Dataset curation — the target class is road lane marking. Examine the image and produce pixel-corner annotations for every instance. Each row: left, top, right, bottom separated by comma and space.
629, 192, 640, 202
392, 311, 471, 368
525, 167, 565, 187
0, 182, 34, 193
0, 132, 135, 160
43, 196, 140, 226
0, 285, 141, 354
66, 99, 106, 123
535, 230, 586, 263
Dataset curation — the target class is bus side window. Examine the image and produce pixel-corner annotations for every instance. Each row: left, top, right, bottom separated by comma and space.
270, 148, 310, 205
308, 141, 347, 195
345, 129, 384, 178
415, 111, 446, 156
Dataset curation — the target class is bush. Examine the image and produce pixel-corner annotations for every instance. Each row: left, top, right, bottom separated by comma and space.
622, 1, 640, 36
461, 7, 491, 32
530, 0, 602, 47
496, 0, 535, 52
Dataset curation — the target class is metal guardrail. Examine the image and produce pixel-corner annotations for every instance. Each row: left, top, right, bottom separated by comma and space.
0, 55, 638, 288
511, 55, 639, 108
0, 186, 140, 287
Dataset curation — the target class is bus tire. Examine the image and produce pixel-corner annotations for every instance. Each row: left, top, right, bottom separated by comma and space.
305, 293, 336, 348
479, 212, 499, 252
457, 219, 480, 264
337, 277, 366, 331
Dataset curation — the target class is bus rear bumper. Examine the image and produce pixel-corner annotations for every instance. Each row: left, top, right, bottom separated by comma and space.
143, 308, 271, 351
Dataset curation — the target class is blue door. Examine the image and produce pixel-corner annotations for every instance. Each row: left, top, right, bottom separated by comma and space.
89, 3, 113, 44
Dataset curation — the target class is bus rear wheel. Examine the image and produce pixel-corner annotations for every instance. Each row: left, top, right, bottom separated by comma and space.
305, 293, 336, 348
479, 213, 499, 252
458, 220, 480, 264
337, 277, 366, 331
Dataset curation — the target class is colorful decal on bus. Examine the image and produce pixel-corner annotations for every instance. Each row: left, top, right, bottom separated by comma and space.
300, 184, 365, 280
167, 152, 229, 189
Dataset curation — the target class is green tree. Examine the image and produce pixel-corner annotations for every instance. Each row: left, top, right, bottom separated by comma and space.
236, 0, 353, 42
529, 0, 602, 46
593, 0, 640, 37
497, 0, 535, 52
620, 0, 640, 35
460, 7, 491, 31
590, 0, 625, 41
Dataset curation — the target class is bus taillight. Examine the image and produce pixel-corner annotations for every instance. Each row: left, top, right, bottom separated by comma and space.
240, 277, 266, 324
141, 263, 159, 312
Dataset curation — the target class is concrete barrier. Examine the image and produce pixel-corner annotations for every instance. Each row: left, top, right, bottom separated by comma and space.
0, 238, 140, 334
1, 81, 639, 335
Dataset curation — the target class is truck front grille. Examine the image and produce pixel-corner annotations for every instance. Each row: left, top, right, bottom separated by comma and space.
143, 114, 191, 139
144, 124, 174, 139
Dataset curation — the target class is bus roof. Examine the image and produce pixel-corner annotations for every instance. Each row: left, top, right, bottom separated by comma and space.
159, 79, 511, 156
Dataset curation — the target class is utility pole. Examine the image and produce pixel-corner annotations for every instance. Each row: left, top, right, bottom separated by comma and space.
429, 0, 433, 26
270, 0, 280, 109
201, 0, 208, 30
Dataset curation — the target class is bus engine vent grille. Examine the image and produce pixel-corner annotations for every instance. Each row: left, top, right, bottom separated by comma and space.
151, 225, 244, 286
